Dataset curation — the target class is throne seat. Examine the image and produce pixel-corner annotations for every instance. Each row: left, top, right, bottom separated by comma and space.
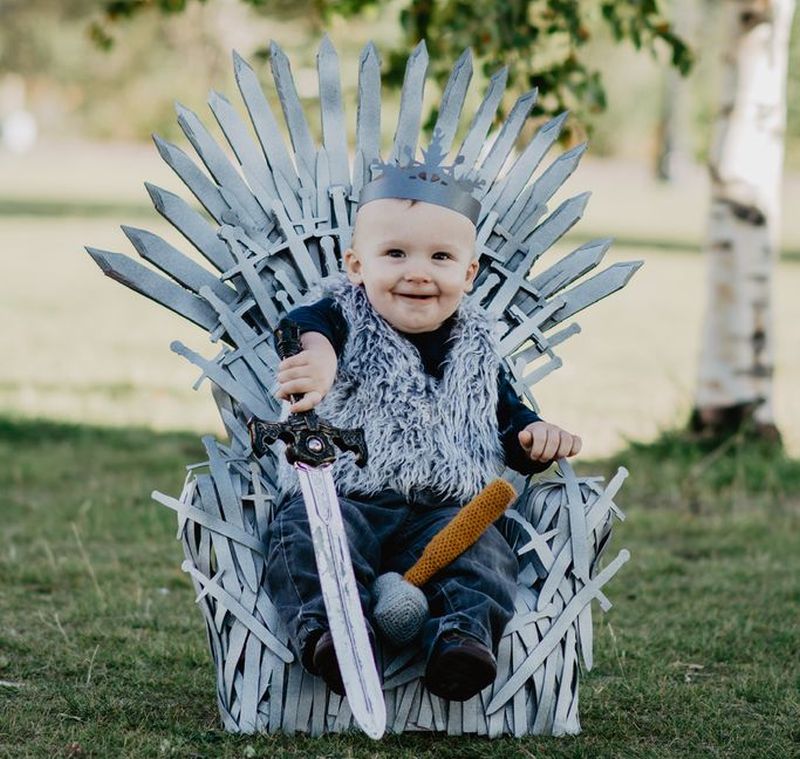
153, 399, 628, 736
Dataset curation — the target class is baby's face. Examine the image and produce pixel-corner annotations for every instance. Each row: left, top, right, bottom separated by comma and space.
343, 199, 479, 333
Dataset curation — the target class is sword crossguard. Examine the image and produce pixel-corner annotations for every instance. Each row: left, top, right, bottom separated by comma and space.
249, 412, 368, 468
247, 320, 368, 469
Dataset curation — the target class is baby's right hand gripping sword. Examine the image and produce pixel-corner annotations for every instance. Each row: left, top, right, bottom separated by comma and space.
248, 321, 386, 740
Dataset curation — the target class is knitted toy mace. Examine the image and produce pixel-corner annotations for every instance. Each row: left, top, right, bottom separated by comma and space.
373, 479, 517, 645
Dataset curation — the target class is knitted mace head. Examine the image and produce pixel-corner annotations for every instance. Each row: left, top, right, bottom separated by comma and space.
372, 479, 517, 646
371, 572, 428, 647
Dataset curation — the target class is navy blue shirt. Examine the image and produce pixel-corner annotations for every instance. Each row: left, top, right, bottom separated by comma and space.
285, 297, 548, 476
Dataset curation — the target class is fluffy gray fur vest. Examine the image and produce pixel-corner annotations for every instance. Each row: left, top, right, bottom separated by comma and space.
279, 276, 504, 503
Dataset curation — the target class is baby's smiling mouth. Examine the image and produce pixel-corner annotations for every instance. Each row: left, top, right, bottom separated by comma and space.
395, 292, 436, 300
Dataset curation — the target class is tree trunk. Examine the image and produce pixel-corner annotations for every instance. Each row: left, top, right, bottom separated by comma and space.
654, 0, 694, 182
691, 0, 796, 441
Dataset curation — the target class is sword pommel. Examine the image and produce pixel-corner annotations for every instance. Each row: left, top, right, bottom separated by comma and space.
274, 320, 303, 364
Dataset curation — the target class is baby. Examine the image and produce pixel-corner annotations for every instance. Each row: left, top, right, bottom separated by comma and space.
265, 182, 581, 702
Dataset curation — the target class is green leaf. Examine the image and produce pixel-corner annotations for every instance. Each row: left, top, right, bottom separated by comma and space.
89, 0, 694, 132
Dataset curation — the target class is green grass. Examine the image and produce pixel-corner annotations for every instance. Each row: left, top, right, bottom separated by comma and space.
605, 427, 800, 513
0, 198, 153, 219
2, 416, 799, 758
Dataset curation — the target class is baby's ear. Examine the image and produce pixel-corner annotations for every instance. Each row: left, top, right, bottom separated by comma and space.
463, 257, 479, 292
343, 248, 363, 284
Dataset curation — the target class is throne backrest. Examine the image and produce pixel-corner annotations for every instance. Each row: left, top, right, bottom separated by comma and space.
87, 38, 641, 478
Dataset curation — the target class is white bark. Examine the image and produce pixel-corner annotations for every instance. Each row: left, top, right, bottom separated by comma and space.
695, 0, 795, 428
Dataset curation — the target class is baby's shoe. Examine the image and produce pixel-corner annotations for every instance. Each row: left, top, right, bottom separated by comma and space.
311, 630, 345, 696
423, 630, 497, 701
310, 629, 379, 697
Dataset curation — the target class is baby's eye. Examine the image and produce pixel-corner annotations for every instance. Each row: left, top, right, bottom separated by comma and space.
432, 251, 454, 261
386, 248, 406, 258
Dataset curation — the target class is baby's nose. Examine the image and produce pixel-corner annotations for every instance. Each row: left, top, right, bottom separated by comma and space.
404, 267, 432, 282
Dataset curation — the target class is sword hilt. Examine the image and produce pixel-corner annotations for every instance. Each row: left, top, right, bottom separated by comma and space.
247, 320, 368, 469
274, 320, 304, 405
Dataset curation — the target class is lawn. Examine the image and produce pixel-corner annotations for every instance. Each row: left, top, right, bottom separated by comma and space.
1, 416, 798, 758
2, 143, 799, 756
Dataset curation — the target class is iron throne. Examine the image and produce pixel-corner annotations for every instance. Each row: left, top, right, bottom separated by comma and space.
88, 38, 637, 737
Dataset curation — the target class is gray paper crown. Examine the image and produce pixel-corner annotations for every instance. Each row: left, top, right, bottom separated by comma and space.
358, 131, 484, 224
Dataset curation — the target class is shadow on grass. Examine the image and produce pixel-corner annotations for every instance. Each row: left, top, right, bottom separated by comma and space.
0, 414, 206, 526
589, 424, 800, 513
0, 197, 154, 219
0, 413, 204, 452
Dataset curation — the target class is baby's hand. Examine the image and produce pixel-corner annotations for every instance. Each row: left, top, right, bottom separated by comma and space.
275, 331, 337, 412
518, 421, 582, 463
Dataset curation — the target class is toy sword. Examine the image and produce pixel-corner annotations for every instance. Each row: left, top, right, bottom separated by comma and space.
248, 321, 386, 740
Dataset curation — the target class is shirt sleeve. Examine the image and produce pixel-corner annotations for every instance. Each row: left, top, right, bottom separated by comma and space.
279, 297, 348, 356
496, 366, 552, 476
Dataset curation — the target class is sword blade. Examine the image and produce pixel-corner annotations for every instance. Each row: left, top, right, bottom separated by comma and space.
295, 462, 386, 739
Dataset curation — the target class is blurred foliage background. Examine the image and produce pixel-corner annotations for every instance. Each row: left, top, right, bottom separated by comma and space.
1, 0, 798, 165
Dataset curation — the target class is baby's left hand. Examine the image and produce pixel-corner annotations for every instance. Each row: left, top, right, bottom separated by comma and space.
518, 421, 582, 463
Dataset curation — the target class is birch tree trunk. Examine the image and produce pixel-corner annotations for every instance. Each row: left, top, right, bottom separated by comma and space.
654, 0, 694, 181
692, 0, 796, 440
